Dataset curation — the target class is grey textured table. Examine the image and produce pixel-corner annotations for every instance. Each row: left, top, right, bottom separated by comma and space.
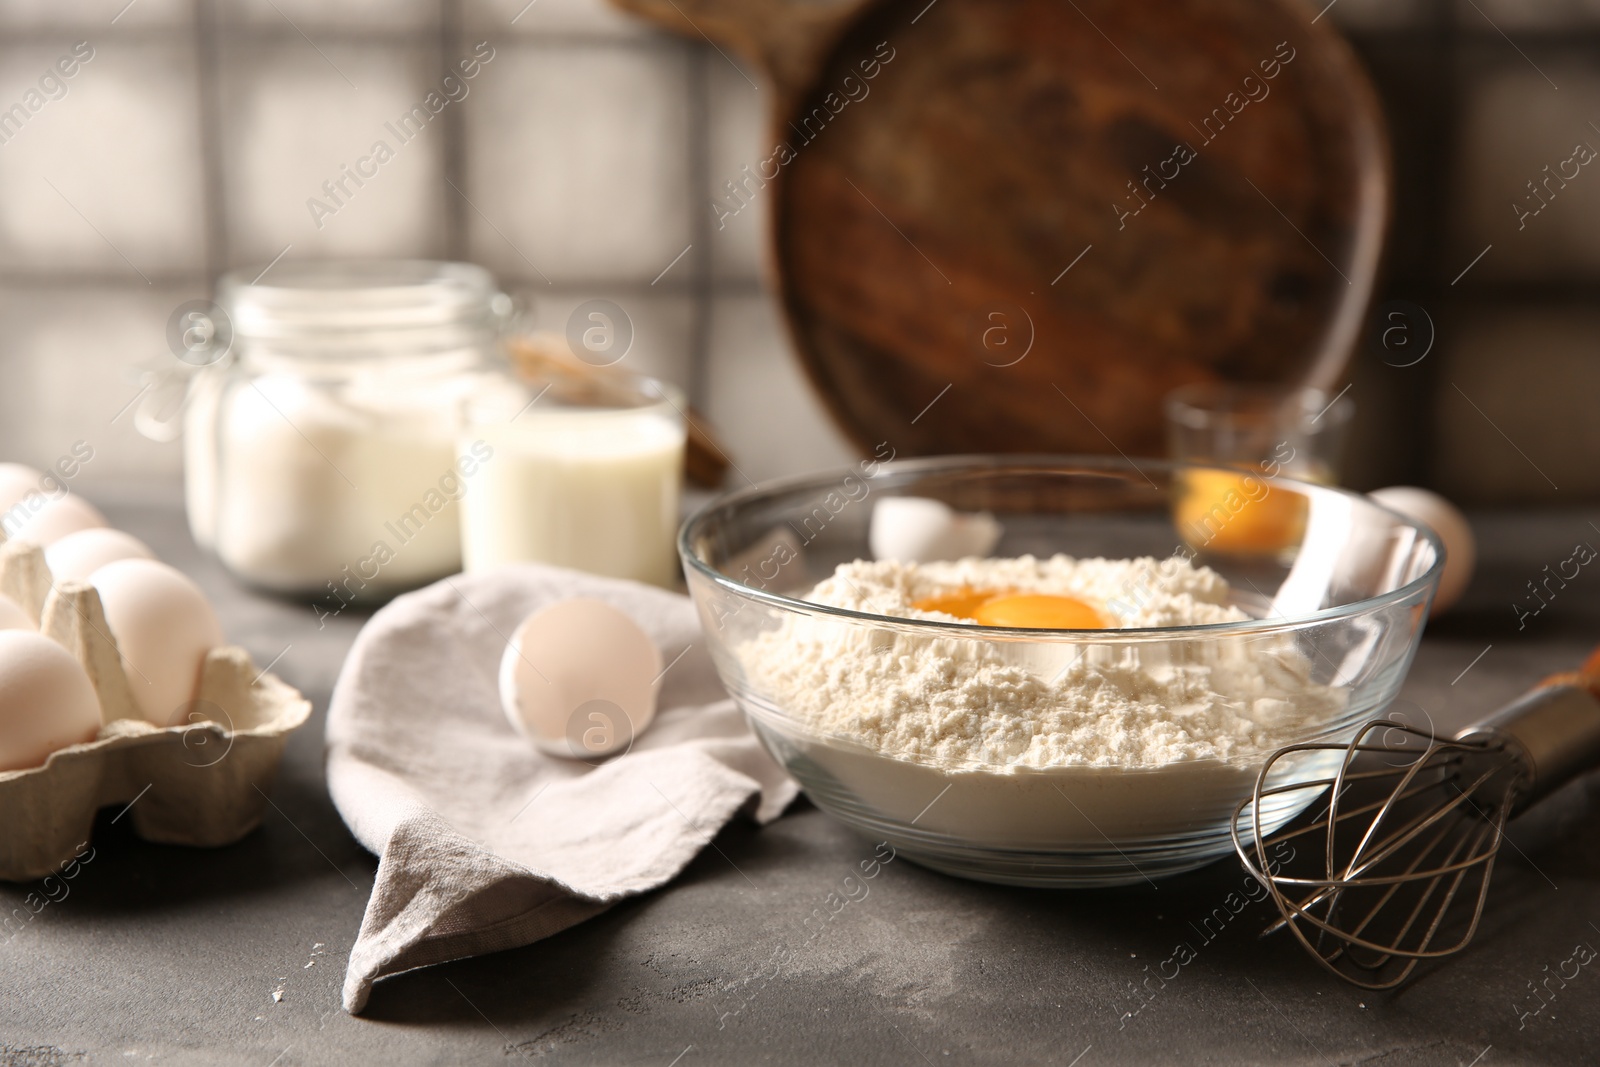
3, 502, 1599, 1067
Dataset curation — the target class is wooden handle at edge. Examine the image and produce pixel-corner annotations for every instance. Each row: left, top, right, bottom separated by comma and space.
607, 0, 874, 103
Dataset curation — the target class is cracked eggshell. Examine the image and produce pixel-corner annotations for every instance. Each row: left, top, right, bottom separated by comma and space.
1368, 487, 1475, 613
45, 528, 156, 582
90, 559, 225, 727
0, 631, 101, 772
10, 493, 109, 546
499, 598, 662, 759
870, 497, 1004, 562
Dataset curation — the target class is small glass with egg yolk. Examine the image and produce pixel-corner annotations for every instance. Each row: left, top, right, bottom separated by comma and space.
1164, 383, 1351, 556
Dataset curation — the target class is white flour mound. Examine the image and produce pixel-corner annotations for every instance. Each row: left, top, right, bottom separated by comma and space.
742, 555, 1346, 770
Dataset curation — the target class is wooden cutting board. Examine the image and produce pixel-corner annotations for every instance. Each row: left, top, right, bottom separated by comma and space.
613, 0, 1389, 459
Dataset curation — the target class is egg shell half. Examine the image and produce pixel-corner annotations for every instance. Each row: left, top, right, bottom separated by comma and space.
499, 598, 662, 759
10, 493, 109, 547
46, 527, 157, 582
870, 497, 1003, 563
1369, 486, 1476, 613
91, 558, 224, 727
0, 630, 102, 772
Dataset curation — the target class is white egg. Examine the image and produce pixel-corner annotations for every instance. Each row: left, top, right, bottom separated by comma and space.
0, 463, 43, 515
0, 594, 32, 632
46, 528, 157, 582
870, 496, 1003, 562
499, 598, 662, 760
1369, 486, 1476, 613
90, 559, 224, 727
9, 493, 108, 546
0, 630, 101, 772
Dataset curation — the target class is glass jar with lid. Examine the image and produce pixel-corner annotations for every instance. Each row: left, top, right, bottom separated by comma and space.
179, 260, 509, 596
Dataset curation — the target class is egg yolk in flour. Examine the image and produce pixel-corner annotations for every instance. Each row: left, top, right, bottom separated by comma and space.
913, 588, 1106, 629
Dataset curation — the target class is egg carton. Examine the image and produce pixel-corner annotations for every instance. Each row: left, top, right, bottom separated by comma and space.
0, 540, 312, 881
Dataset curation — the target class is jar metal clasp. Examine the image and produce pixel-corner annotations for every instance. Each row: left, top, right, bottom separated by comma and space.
134, 300, 236, 444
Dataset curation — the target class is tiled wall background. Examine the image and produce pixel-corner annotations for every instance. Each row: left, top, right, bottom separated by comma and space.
0, 0, 1593, 506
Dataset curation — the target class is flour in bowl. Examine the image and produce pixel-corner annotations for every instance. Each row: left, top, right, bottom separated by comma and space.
741, 554, 1345, 770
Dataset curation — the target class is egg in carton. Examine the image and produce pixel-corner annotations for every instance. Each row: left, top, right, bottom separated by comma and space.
0, 539, 311, 881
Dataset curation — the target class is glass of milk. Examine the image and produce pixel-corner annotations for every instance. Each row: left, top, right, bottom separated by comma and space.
458, 374, 687, 588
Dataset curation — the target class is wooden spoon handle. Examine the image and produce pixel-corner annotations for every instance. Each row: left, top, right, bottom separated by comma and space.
608, 0, 873, 103
505, 334, 734, 488
1536, 644, 1600, 701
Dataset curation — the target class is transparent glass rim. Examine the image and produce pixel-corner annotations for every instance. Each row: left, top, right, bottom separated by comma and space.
1164, 382, 1354, 433
679, 454, 1445, 640
219, 259, 507, 344
466, 372, 687, 422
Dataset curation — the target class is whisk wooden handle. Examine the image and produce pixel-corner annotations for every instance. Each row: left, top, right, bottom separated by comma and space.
1455, 674, 1600, 812
1532, 644, 1600, 701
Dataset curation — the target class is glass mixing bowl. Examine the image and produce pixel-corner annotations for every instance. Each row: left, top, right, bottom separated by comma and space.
679, 456, 1443, 887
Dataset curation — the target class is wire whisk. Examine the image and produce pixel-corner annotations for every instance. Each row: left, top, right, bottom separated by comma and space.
1233, 666, 1600, 990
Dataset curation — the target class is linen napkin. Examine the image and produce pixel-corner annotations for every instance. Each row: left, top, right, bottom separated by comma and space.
324, 564, 797, 1014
